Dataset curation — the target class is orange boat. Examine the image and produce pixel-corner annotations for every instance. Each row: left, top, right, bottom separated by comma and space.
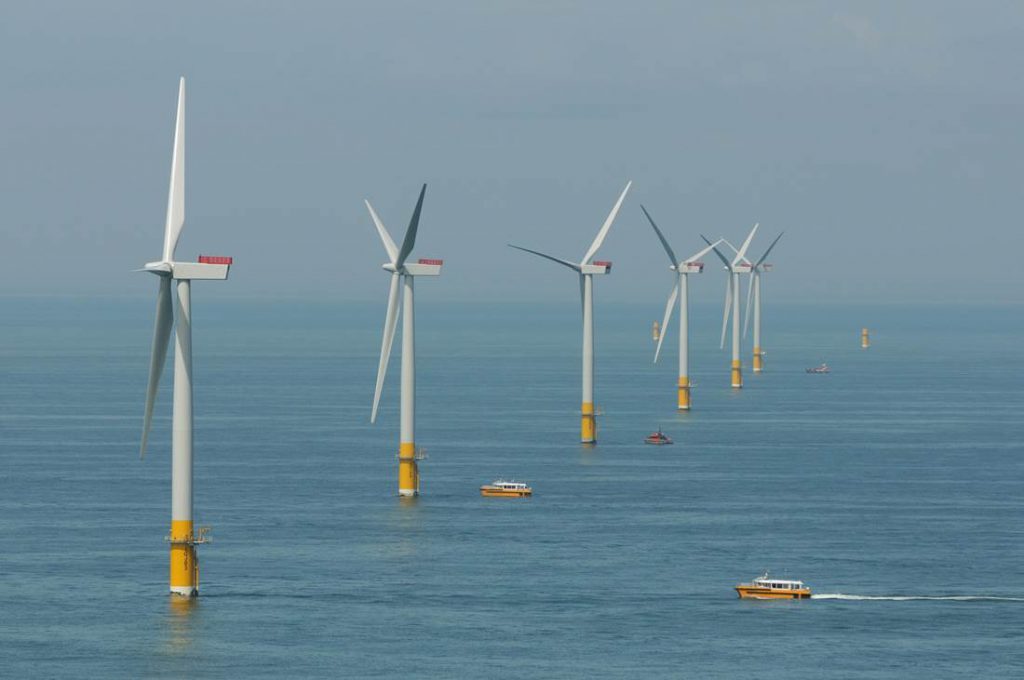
735, 573, 812, 599
644, 428, 673, 445
480, 480, 532, 498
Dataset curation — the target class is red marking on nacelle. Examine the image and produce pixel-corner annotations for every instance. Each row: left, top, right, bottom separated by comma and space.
418, 258, 444, 265
593, 260, 612, 270
198, 255, 233, 265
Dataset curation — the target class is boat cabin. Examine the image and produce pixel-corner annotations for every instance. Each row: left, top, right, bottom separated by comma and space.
752, 576, 805, 590
493, 481, 528, 490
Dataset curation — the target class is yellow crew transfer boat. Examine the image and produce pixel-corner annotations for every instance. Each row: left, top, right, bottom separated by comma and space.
480, 480, 532, 498
735, 573, 811, 599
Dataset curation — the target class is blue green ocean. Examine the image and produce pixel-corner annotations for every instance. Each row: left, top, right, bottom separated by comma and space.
1, 298, 1022, 678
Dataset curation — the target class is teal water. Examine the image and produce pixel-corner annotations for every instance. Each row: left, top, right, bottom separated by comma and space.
1, 299, 1022, 678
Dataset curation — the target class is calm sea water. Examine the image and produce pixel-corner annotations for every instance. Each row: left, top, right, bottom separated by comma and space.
1, 298, 1022, 678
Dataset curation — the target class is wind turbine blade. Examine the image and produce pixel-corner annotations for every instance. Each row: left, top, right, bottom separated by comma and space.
162, 78, 186, 263
743, 272, 754, 338
732, 222, 759, 266
755, 232, 784, 268
508, 244, 581, 272
702, 234, 733, 270
395, 184, 426, 269
654, 282, 678, 363
140, 276, 174, 458
365, 200, 399, 263
640, 205, 678, 267
578, 273, 585, 317
684, 239, 723, 264
720, 276, 732, 350
582, 181, 632, 264
371, 273, 401, 423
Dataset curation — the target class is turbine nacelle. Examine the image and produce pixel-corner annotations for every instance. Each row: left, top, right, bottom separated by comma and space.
581, 261, 611, 275
143, 258, 232, 280
381, 258, 443, 276
673, 262, 704, 274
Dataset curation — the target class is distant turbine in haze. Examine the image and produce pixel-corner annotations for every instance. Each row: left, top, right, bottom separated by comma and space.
703, 223, 757, 388
641, 205, 721, 410
740, 232, 783, 372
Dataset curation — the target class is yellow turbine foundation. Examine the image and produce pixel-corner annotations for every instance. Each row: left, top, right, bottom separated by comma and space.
398, 442, 419, 496
581, 401, 596, 443
752, 346, 763, 372
861, 328, 870, 348
169, 519, 198, 596
677, 376, 690, 410
731, 360, 742, 388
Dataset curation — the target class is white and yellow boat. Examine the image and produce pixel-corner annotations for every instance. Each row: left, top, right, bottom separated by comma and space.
735, 573, 811, 599
480, 480, 532, 498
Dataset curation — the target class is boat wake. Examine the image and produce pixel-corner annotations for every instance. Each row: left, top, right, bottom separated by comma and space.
812, 593, 1024, 602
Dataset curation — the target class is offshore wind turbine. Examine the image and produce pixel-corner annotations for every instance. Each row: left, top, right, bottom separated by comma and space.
140, 78, 233, 597
509, 181, 631, 443
703, 224, 757, 388
367, 185, 443, 497
742, 232, 784, 372
641, 206, 721, 410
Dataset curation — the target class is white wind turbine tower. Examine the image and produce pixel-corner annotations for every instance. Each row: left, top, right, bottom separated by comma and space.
140, 78, 233, 597
702, 224, 757, 388
741, 232, 784, 372
641, 206, 721, 410
367, 185, 443, 497
509, 181, 631, 443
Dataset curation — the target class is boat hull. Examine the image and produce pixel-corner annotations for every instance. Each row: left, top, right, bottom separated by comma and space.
480, 487, 532, 498
735, 586, 811, 600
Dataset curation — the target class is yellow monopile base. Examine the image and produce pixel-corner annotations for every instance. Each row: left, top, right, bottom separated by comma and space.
861, 328, 870, 348
581, 402, 596, 443
169, 519, 198, 597
753, 347, 763, 373
731, 360, 742, 388
677, 376, 690, 410
398, 442, 419, 497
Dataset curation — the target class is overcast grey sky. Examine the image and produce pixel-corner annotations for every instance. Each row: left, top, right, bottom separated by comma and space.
1, 1, 1022, 305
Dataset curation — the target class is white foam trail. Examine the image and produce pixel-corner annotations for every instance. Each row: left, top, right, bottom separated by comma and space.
812, 593, 1024, 602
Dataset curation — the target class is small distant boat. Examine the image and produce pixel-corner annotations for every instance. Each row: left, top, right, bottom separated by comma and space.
480, 480, 532, 498
735, 573, 812, 599
644, 428, 673, 445
806, 363, 830, 374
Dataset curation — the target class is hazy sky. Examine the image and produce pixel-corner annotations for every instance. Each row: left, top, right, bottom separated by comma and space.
1, 1, 1022, 305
